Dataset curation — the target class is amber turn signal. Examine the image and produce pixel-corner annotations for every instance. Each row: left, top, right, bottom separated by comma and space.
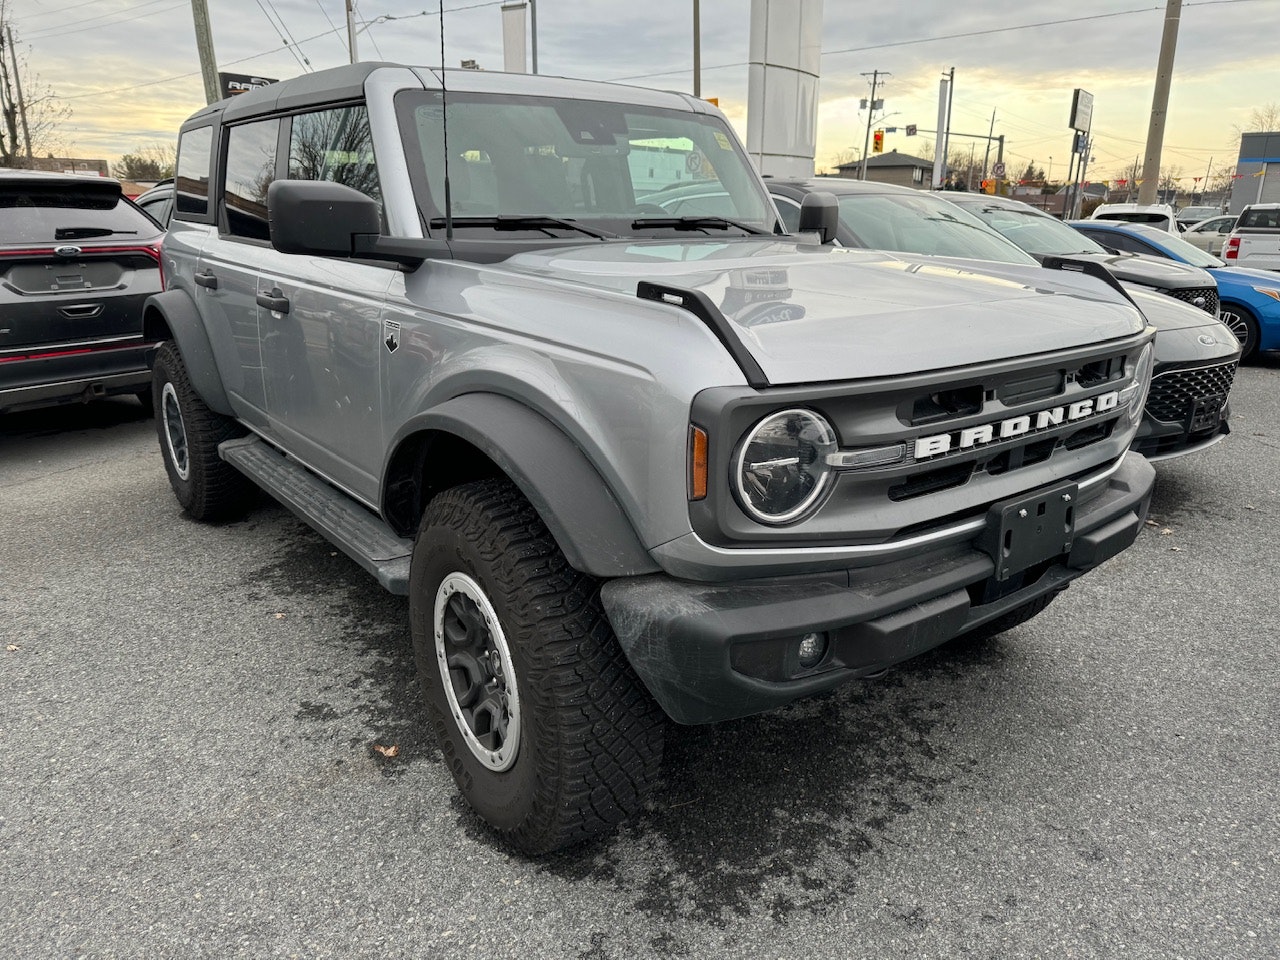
689, 426, 708, 500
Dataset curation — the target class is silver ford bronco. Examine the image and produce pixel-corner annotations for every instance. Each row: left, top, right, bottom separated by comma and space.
145, 63, 1156, 853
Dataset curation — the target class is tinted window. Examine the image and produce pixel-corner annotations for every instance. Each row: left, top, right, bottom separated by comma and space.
138, 192, 173, 228
175, 125, 213, 218
288, 105, 381, 205
0, 183, 160, 244
223, 118, 280, 241
1081, 229, 1150, 255
773, 195, 802, 233
1240, 207, 1280, 229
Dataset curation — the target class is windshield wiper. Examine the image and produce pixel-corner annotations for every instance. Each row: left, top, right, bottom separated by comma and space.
427, 215, 617, 240
630, 216, 770, 236
53, 227, 139, 239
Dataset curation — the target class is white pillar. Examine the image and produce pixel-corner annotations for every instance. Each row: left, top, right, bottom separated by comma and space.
745, 0, 824, 178
502, 3, 528, 73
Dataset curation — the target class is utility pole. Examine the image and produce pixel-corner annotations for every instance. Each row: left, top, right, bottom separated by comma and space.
859, 70, 887, 181
190, 0, 220, 105
5, 25, 32, 164
346, 0, 358, 63
981, 108, 995, 180
1138, 0, 1181, 205
942, 66, 955, 176
692, 0, 700, 98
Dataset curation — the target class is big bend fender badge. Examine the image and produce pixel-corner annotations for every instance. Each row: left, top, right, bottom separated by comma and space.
383, 319, 400, 354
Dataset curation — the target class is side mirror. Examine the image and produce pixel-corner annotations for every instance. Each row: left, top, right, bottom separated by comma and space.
267, 180, 382, 258
798, 191, 839, 245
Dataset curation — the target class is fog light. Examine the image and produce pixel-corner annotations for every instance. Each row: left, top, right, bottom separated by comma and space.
797, 631, 828, 668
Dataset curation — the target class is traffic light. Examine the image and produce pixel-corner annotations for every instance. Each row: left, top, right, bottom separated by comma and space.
873, 129, 884, 153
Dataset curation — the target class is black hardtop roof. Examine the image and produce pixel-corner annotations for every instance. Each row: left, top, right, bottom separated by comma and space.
180, 62, 709, 129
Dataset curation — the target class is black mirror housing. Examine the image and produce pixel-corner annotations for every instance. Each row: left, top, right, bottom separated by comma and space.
798, 191, 839, 245
267, 180, 382, 258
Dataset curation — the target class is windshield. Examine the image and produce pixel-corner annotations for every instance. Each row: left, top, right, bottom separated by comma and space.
954, 201, 1110, 257
835, 193, 1036, 265
397, 90, 776, 237
1095, 210, 1174, 230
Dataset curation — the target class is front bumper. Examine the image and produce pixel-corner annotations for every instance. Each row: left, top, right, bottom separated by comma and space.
601, 454, 1154, 725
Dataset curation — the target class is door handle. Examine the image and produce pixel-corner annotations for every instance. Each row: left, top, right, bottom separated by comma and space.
193, 271, 218, 289
256, 287, 290, 314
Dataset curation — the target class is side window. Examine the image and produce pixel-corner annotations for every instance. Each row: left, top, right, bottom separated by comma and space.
174, 126, 213, 219
288, 105, 381, 206
139, 194, 173, 228
223, 118, 281, 241
773, 196, 802, 233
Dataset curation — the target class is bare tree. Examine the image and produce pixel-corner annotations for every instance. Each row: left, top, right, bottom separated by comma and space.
1232, 102, 1280, 147
0, 3, 72, 167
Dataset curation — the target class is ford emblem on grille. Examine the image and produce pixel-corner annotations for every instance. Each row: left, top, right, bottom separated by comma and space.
54, 245, 82, 258
1197, 334, 1216, 346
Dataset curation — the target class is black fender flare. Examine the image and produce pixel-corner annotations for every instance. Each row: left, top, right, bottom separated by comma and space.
142, 290, 234, 416
390, 394, 659, 578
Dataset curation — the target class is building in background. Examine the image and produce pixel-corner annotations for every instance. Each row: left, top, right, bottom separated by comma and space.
1230, 131, 1280, 214
834, 150, 935, 189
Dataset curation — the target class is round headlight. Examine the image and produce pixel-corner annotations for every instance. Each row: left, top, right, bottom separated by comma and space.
734, 409, 838, 524
1125, 341, 1155, 427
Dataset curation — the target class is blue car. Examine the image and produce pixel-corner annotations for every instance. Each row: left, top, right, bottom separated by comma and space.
1070, 220, 1280, 360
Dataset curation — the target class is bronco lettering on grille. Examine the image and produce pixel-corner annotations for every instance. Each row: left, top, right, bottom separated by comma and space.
914, 390, 1120, 459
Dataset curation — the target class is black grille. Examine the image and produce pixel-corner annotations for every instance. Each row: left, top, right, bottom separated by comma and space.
1145, 361, 1238, 423
1158, 286, 1219, 316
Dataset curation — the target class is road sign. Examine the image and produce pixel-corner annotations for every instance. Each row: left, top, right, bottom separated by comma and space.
906, 124, 917, 136
992, 161, 1006, 177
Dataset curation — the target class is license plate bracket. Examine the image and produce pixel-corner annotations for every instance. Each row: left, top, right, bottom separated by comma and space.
1188, 394, 1225, 433
979, 480, 1078, 581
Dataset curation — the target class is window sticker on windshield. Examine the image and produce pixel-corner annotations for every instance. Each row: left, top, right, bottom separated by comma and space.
713, 131, 732, 151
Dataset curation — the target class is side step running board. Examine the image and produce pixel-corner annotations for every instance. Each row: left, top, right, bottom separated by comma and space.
219, 436, 413, 595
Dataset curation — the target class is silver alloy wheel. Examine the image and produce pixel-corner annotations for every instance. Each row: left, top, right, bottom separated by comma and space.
1219, 307, 1253, 354
161, 381, 191, 481
434, 572, 521, 772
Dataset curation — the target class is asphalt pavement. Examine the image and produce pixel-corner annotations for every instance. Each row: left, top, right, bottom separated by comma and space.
2, 359, 1278, 959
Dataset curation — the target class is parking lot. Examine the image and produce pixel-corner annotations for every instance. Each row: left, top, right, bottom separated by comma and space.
2, 358, 1278, 959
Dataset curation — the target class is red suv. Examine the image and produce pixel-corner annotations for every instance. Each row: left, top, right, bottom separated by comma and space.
0, 171, 164, 414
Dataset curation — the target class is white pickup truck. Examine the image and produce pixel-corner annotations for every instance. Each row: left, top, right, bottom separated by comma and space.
1223, 203, 1280, 271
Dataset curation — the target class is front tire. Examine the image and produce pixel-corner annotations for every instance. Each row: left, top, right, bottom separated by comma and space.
409, 478, 664, 855
1219, 304, 1259, 361
152, 341, 255, 521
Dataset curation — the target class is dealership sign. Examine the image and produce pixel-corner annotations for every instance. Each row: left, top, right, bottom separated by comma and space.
218, 73, 278, 98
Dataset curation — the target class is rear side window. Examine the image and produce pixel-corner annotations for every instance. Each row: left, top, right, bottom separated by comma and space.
1240, 208, 1280, 229
288, 105, 381, 206
223, 118, 281, 241
0, 183, 159, 244
175, 125, 213, 219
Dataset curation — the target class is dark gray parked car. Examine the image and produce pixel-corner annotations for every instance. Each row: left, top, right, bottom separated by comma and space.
766, 180, 1239, 461
145, 63, 1156, 853
0, 171, 163, 414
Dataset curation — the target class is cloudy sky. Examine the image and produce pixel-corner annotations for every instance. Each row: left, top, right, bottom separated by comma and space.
6, 0, 1278, 186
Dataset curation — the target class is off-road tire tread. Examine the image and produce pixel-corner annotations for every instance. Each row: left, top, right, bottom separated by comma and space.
153, 341, 254, 522
412, 478, 664, 855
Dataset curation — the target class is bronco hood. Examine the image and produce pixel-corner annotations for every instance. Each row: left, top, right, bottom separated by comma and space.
501, 239, 1146, 384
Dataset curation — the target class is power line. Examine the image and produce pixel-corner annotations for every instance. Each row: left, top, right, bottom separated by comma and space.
254, 0, 314, 72
23, 0, 182, 40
